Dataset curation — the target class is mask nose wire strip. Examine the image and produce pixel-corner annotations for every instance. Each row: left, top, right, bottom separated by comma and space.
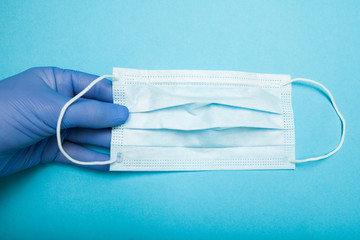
56, 74, 117, 166
282, 78, 346, 163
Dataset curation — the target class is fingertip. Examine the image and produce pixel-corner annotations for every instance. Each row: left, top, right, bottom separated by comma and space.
112, 104, 129, 125
64, 100, 129, 129
54, 68, 113, 102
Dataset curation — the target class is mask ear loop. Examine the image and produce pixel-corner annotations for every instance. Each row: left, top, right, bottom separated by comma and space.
56, 74, 118, 165
282, 78, 346, 163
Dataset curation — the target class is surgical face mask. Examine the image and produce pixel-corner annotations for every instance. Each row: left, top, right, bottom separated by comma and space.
56, 68, 345, 171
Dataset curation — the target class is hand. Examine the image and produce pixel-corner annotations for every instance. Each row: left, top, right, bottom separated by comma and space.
0, 67, 129, 177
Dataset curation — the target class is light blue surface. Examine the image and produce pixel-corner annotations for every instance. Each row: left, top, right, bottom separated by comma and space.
0, 0, 359, 239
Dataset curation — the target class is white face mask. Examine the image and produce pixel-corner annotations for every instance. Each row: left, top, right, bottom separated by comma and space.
56, 68, 345, 171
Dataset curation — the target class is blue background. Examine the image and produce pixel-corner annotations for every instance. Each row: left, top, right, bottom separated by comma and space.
0, 0, 359, 239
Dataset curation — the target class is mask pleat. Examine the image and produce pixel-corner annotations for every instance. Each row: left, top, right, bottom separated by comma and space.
126, 84, 282, 114
124, 103, 283, 130
122, 127, 284, 148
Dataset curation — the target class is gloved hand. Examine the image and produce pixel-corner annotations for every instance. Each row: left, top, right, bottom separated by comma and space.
0, 67, 129, 177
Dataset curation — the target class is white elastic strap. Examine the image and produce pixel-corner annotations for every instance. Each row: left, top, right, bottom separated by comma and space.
282, 78, 346, 163
56, 74, 117, 165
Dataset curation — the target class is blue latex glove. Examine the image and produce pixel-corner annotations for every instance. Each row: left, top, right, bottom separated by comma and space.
0, 67, 129, 177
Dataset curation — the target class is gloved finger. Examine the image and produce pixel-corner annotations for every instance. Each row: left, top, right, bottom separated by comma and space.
66, 128, 111, 148
61, 98, 129, 129
54, 140, 110, 171
53, 67, 113, 102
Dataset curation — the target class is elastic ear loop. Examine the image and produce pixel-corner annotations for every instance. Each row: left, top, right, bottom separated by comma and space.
56, 75, 117, 165
282, 78, 346, 163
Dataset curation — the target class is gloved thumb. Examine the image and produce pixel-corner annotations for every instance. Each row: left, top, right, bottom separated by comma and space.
60, 98, 129, 129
